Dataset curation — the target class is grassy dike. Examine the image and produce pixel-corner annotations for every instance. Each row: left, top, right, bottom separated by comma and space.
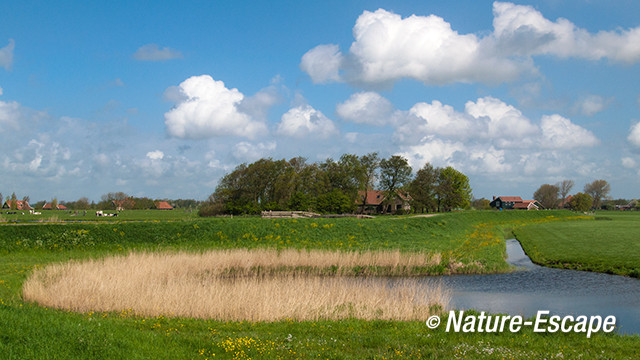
513, 211, 640, 277
1, 211, 639, 359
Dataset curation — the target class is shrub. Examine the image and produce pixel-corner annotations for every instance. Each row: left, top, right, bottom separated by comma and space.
198, 202, 225, 217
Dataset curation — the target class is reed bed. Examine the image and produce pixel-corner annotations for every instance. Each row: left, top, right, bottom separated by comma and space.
23, 249, 450, 321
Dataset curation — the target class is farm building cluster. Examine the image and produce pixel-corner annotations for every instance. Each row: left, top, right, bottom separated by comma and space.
489, 196, 544, 210
2, 200, 174, 213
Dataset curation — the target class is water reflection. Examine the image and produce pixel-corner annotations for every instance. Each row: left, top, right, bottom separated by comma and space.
433, 239, 640, 335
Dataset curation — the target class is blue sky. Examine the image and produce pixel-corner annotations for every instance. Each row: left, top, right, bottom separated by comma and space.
1, 0, 639, 202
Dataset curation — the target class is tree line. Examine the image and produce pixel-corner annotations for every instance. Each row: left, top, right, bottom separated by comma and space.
533, 179, 638, 211
199, 153, 473, 216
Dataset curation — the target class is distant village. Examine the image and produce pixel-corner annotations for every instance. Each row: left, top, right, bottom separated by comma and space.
0, 193, 201, 216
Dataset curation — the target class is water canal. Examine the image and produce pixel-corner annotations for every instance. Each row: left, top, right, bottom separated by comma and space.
433, 239, 640, 335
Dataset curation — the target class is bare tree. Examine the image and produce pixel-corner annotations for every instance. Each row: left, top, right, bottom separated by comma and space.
584, 179, 611, 210
558, 180, 574, 206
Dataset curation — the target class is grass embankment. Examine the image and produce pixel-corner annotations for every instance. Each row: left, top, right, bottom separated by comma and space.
2, 210, 638, 359
1, 210, 582, 275
514, 212, 640, 277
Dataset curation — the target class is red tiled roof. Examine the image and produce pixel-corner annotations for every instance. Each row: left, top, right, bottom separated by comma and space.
513, 202, 531, 209
155, 201, 173, 210
3, 200, 33, 210
513, 200, 540, 209
357, 190, 411, 205
43, 203, 68, 210
559, 195, 573, 207
497, 196, 523, 202
357, 190, 385, 205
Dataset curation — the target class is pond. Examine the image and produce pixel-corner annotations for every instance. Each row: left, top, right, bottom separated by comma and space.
432, 239, 640, 335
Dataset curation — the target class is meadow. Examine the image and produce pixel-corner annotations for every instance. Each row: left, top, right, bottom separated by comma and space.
0, 209, 199, 222
1, 210, 639, 359
513, 211, 640, 277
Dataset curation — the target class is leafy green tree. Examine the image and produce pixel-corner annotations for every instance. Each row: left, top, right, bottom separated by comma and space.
356, 152, 380, 213
288, 192, 315, 211
534, 184, 560, 209
379, 155, 412, 210
50, 198, 58, 210
409, 163, 440, 213
132, 197, 155, 210
315, 189, 354, 214
10, 192, 17, 210
437, 167, 472, 212
379, 155, 412, 193
471, 198, 491, 210
75, 197, 91, 210
569, 192, 593, 212
0, 193, 3, 207
584, 180, 610, 209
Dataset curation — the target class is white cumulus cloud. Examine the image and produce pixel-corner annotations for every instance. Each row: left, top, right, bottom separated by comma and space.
573, 95, 611, 116
0, 39, 14, 70
492, 2, 640, 63
233, 141, 276, 162
628, 123, 640, 147
0, 100, 22, 131
622, 157, 636, 168
346, 8, 526, 85
540, 114, 599, 149
133, 44, 183, 61
398, 137, 465, 170
164, 75, 267, 140
463, 96, 539, 147
336, 92, 393, 126
146, 150, 164, 160
404, 100, 479, 141
277, 104, 337, 139
300, 44, 343, 84
301, 3, 640, 86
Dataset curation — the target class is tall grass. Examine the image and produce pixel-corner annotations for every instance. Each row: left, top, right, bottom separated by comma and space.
23, 250, 450, 321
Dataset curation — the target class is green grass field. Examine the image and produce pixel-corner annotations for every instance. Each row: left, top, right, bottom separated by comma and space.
1, 210, 638, 359
514, 211, 640, 277
0, 209, 199, 222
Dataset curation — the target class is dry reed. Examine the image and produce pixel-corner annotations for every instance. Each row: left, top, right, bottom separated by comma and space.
23, 249, 450, 321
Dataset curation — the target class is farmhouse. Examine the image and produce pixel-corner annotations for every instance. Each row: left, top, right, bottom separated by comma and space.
42, 203, 68, 210
2, 200, 33, 210
356, 190, 411, 214
154, 201, 174, 210
558, 195, 573, 209
490, 196, 544, 210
